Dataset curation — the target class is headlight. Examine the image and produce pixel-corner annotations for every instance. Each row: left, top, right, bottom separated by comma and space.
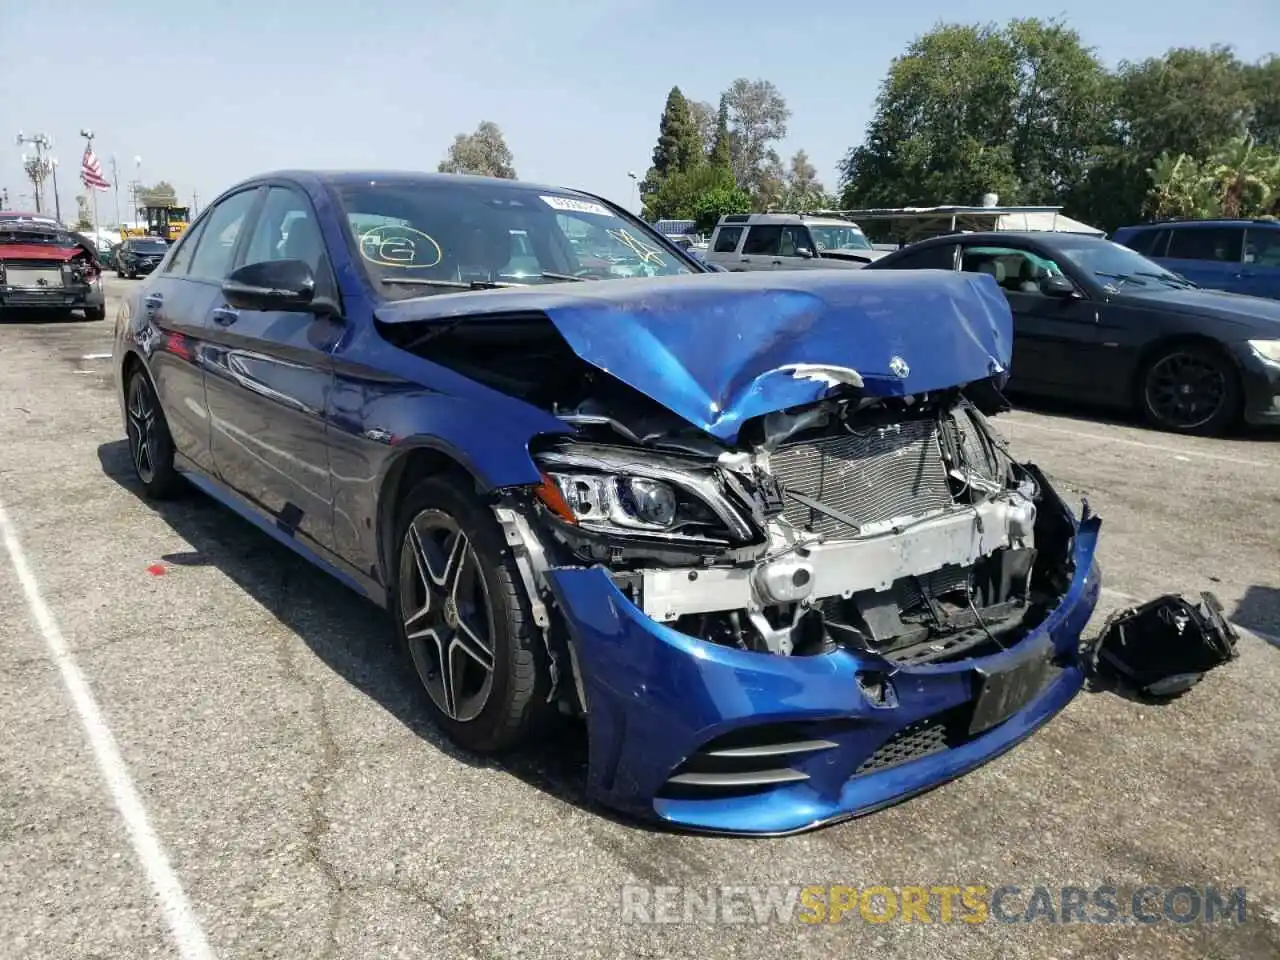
1247, 339, 1280, 364
534, 442, 755, 543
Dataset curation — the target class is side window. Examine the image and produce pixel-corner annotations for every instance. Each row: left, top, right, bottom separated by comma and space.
961, 246, 1063, 295
187, 189, 259, 281
243, 186, 327, 274
1166, 227, 1244, 263
779, 225, 811, 256
1122, 228, 1167, 257
742, 225, 783, 256
713, 226, 743, 253
165, 220, 206, 275
1244, 229, 1280, 267
881, 243, 958, 271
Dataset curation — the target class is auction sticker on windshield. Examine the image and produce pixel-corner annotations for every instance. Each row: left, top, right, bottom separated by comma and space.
540, 195, 613, 217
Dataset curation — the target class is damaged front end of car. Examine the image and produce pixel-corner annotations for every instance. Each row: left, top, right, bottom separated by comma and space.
375, 271, 1102, 834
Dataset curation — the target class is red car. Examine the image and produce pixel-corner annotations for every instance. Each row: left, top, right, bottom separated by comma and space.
0, 212, 106, 321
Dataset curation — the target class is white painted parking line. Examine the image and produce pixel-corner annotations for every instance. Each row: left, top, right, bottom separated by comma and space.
999, 417, 1274, 469
81, 352, 113, 360
0, 499, 218, 960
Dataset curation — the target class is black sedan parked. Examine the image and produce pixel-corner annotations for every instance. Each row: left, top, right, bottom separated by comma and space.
866, 231, 1280, 435
115, 237, 170, 279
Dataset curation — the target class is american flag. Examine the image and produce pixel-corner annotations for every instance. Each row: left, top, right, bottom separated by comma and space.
80, 145, 110, 191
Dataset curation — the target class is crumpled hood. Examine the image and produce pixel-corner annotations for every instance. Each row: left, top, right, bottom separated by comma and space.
375, 269, 1013, 442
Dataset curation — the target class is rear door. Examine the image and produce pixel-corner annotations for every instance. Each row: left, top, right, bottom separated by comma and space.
136, 212, 221, 474
201, 184, 341, 556
705, 224, 744, 270
1162, 225, 1246, 293
1241, 227, 1280, 299
736, 224, 783, 271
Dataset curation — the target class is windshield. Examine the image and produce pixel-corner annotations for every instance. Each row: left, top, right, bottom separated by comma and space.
131, 239, 169, 252
0, 227, 80, 246
808, 224, 872, 251
1052, 237, 1192, 291
336, 179, 696, 298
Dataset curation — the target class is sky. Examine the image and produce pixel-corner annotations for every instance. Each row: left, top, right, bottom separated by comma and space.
2, 0, 1277, 224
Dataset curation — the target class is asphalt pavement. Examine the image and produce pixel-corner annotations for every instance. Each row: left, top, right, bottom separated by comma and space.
1, 276, 1277, 959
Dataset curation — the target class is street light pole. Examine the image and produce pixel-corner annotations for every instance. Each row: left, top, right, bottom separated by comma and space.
80, 129, 100, 235
628, 170, 639, 213
110, 155, 121, 227
50, 158, 62, 223
15, 131, 53, 213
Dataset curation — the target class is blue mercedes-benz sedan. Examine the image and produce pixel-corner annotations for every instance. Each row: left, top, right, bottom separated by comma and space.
112, 171, 1102, 835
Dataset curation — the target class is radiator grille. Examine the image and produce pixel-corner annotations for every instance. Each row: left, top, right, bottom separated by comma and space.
769, 419, 952, 538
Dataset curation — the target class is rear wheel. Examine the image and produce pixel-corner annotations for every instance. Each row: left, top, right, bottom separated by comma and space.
390, 476, 550, 753
125, 368, 182, 498
85, 305, 106, 322
1139, 344, 1241, 436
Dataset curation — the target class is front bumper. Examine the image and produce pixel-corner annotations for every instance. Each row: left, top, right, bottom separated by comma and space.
547, 515, 1101, 836
1234, 342, 1280, 425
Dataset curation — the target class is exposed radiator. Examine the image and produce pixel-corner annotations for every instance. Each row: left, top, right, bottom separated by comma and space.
769, 419, 953, 539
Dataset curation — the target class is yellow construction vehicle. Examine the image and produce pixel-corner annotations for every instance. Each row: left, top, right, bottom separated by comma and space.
141, 204, 190, 243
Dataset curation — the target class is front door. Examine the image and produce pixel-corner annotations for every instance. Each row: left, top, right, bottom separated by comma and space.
736, 224, 783, 271
201, 185, 340, 556
1162, 225, 1246, 294
1241, 227, 1280, 300
959, 245, 1103, 397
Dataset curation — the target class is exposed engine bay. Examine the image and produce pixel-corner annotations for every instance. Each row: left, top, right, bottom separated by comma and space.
381, 313, 1077, 670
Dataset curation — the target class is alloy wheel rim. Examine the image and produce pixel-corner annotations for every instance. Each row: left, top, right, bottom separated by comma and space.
399, 510, 496, 722
126, 378, 157, 483
1145, 352, 1225, 430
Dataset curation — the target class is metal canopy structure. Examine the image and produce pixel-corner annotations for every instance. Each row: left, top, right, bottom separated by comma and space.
784, 205, 1105, 245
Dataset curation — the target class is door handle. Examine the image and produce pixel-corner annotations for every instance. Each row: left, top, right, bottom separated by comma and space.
211, 307, 239, 326
740, 257, 751, 263
771, 259, 783, 265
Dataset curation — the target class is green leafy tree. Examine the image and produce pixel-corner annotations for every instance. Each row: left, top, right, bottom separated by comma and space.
438, 121, 517, 178
692, 180, 752, 234
137, 181, 178, 207
723, 78, 790, 195
1244, 56, 1280, 149
840, 19, 1111, 211
644, 164, 746, 224
74, 195, 93, 230
687, 99, 717, 156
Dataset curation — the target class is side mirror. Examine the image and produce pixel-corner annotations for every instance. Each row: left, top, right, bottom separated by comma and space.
796, 247, 814, 259
222, 259, 327, 313
1039, 273, 1079, 298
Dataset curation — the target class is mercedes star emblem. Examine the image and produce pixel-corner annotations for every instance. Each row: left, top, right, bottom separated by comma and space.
889, 355, 910, 379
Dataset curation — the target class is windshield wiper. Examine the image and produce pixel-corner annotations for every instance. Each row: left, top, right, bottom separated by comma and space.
1135, 270, 1196, 288
1094, 271, 1147, 288
539, 271, 590, 282
380, 277, 524, 290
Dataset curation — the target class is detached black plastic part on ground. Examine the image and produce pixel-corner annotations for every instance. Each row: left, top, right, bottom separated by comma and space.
1084, 591, 1240, 700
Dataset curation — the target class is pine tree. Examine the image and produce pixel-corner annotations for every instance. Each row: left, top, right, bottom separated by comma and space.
709, 96, 733, 171
651, 87, 703, 178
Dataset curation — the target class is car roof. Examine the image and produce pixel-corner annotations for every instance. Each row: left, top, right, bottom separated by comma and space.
1119, 219, 1280, 230
717, 212, 863, 227
236, 169, 606, 200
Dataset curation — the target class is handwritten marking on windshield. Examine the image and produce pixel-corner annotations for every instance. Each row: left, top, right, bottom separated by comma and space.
606, 228, 667, 266
359, 225, 442, 268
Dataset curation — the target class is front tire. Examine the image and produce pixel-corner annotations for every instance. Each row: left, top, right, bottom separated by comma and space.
85, 305, 106, 322
391, 476, 550, 753
125, 368, 182, 499
1139, 344, 1241, 436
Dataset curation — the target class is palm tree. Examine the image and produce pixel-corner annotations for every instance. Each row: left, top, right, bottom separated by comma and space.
1204, 136, 1280, 218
